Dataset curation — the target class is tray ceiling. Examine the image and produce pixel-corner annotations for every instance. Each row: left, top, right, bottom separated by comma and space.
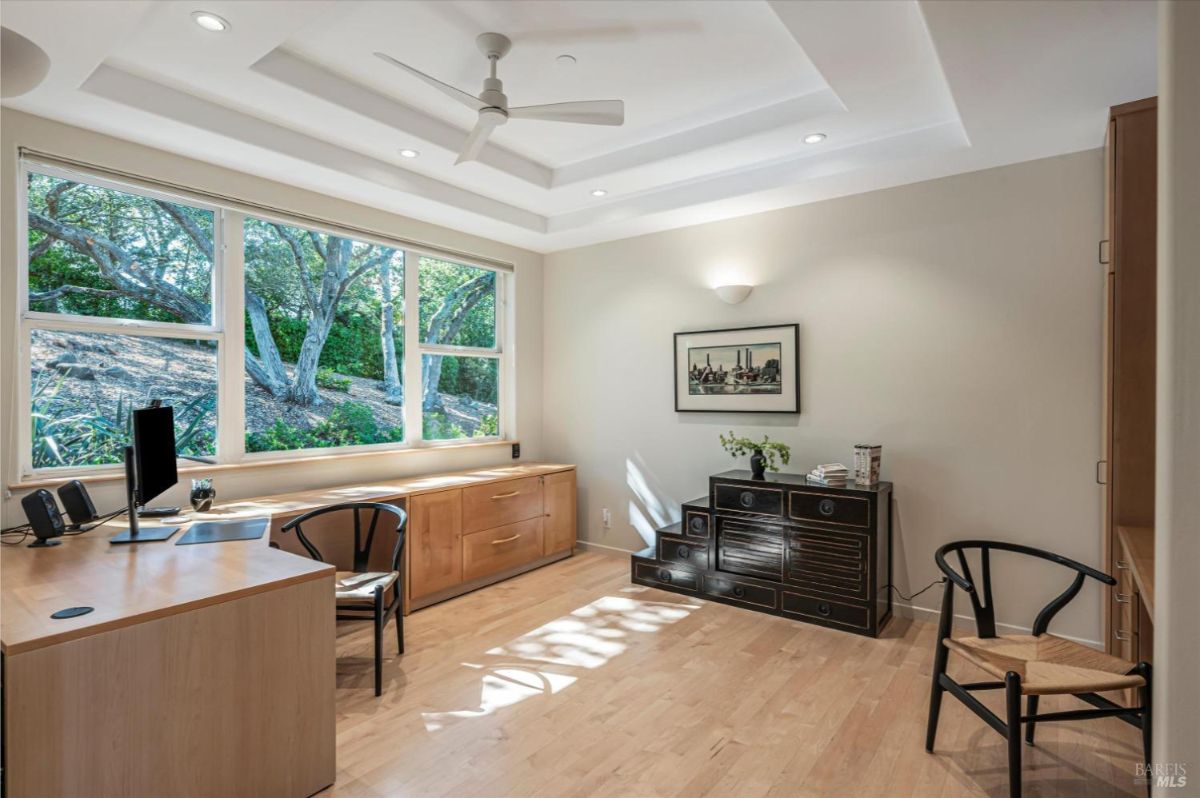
1, 0, 1156, 253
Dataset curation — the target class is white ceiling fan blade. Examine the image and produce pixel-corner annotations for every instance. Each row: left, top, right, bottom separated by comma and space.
455, 114, 501, 164
507, 100, 624, 126
373, 51, 485, 112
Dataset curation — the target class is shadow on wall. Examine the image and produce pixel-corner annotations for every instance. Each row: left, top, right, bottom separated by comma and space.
626, 453, 679, 547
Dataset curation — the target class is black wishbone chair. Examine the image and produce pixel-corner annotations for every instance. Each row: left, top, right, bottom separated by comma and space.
281, 502, 407, 697
925, 541, 1150, 798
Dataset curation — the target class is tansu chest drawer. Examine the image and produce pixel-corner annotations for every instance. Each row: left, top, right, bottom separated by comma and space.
712, 482, 783, 518
788, 491, 870, 528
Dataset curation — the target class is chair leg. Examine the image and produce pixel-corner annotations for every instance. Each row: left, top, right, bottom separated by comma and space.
1137, 662, 1152, 798
1005, 672, 1023, 798
395, 583, 404, 655
1024, 695, 1040, 746
373, 585, 384, 697
925, 640, 948, 752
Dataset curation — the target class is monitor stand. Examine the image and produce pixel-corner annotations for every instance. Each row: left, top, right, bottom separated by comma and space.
109, 445, 179, 544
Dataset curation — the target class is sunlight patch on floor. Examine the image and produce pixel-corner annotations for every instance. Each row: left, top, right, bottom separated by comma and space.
420, 595, 699, 732
422, 667, 576, 732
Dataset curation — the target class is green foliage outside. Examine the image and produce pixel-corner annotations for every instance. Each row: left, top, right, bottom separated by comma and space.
31, 371, 216, 468
26, 172, 502, 467
316, 367, 351, 393
245, 402, 403, 452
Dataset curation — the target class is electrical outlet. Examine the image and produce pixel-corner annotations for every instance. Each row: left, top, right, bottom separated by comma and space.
511, 443, 520, 459
602, 508, 611, 529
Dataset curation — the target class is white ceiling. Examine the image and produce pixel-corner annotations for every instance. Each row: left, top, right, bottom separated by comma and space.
0, 0, 1157, 254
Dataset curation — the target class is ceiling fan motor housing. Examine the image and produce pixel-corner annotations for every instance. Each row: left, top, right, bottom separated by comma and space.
480, 77, 508, 115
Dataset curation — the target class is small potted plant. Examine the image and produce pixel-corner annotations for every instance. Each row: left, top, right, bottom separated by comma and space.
719, 432, 791, 480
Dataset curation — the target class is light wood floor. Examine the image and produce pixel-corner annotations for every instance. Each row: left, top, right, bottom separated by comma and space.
325, 552, 1143, 798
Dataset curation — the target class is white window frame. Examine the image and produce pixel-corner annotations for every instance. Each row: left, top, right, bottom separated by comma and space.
16, 158, 514, 477
17, 160, 226, 478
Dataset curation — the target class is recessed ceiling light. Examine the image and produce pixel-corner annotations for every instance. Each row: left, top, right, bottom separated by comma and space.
191, 11, 230, 32
556, 54, 577, 66
590, 188, 608, 197
803, 133, 827, 144
399, 148, 420, 158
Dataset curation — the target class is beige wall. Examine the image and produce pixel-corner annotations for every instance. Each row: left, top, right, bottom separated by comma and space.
1154, 0, 1200, 784
544, 150, 1107, 643
0, 110, 543, 525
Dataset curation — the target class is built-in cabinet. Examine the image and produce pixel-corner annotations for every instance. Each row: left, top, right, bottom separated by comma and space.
407, 467, 577, 611
1100, 97, 1156, 669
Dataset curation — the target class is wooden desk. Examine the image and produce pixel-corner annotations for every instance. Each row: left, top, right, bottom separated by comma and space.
0, 463, 574, 797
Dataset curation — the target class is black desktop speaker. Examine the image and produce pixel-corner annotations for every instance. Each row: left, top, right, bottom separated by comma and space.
21, 489, 66, 548
57, 480, 98, 527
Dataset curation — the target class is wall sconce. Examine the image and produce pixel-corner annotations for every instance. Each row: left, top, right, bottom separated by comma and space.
713, 284, 753, 304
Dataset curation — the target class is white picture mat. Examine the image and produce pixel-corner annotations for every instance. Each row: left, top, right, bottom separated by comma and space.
675, 326, 798, 412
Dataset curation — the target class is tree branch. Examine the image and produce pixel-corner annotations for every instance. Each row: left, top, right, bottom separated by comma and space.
153, 200, 213, 261
272, 223, 318, 312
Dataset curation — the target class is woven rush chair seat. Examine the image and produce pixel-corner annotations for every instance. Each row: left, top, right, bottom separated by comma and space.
335, 571, 399, 603
944, 633, 1145, 696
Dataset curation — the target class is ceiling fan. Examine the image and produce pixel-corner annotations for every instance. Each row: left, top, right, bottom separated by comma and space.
374, 32, 625, 165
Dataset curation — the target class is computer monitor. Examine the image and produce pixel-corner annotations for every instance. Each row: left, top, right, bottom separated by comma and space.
132, 405, 178, 507
110, 404, 181, 544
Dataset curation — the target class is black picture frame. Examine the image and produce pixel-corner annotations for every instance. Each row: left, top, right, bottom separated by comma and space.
673, 323, 800, 413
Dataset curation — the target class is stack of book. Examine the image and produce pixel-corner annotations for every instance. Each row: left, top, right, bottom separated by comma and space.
807, 463, 849, 487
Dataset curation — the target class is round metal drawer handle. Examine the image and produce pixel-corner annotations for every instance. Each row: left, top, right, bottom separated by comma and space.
689, 516, 705, 532
739, 491, 756, 508
658, 569, 673, 583
818, 602, 832, 616
677, 546, 690, 559
732, 586, 746, 599
818, 499, 836, 517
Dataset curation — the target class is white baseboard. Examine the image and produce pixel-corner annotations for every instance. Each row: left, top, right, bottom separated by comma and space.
575, 539, 638, 557
893, 601, 1103, 650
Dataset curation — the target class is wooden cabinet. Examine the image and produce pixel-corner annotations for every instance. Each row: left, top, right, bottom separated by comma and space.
409, 489, 463, 600
405, 467, 576, 611
542, 469, 577, 555
1101, 97, 1157, 660
463, 517, 544, 582
632, 470, 892, 638
462, 475, 543, 533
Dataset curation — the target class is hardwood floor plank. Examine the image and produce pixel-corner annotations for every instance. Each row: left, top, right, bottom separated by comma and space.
323, 552, 1142, 797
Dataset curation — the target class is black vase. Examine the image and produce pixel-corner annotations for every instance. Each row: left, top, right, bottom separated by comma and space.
750, 449, 767, 480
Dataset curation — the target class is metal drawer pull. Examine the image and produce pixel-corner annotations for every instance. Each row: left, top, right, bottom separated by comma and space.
818, 499, 836, 517
739, 491, 755, 508
1114, 592, 1131, 604
1114, 629, 1133, 641
1116, 560, 1130, 570
732, 585, 746, 598
491, 534, 521, 545
490, 491, 520, 500
817, 602, 832, 617
658, 570, 673, 583
677, 545, 690, 559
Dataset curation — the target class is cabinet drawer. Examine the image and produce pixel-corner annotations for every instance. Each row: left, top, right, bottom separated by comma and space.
703, 574, 777, 610
713, 482, 784, 518
659, 536, 710, 570
788, 491, 870, 528
634, 561, 699, 592
684, 510, 710, 540
786, 527, 869, 600
781, 591, 870, 630
717, 518, 784, 581
462, 517, 543, 582
462, 476, 543, 534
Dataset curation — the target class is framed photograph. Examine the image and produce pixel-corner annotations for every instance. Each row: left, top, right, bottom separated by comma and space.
674, 324, 800, 413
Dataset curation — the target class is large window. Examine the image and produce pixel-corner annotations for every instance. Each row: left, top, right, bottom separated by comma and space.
17, 159, 511, 476
22, 167, 221, 470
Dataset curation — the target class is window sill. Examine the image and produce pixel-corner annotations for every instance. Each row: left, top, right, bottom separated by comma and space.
9, 439, 518, 492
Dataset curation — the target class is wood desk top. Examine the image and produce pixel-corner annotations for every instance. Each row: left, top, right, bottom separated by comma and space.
1117, 525, 1155, 617
1, 463, 573, 655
